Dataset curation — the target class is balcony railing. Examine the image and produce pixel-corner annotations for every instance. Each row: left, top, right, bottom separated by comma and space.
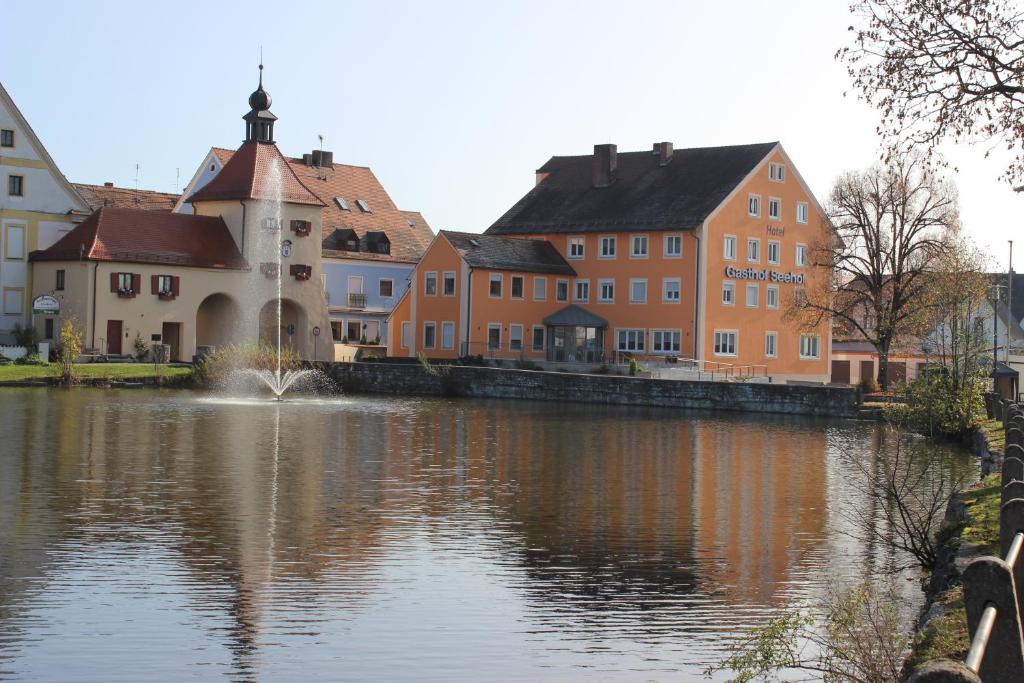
347, 292, 367, 309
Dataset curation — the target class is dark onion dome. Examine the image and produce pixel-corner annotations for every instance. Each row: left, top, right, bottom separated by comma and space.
248, 65, 272, 111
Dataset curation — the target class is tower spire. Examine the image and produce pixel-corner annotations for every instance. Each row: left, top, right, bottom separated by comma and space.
243, 62, 276, 143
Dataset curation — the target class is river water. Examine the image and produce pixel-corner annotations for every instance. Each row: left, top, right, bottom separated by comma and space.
0, 389, 974, 682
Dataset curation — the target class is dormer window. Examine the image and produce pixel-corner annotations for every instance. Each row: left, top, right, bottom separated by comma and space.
334, 197, 349, 210
355, 199, 371, 213
347, 239, 359, 251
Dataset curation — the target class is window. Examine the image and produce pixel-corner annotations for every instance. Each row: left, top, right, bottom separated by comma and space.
117, 272, 133, 293
767, 240, 780, 265
574, 279, 590, 302
722, 281, 735, 305
664, 234, 682, 258
0, 130, 12, 147
511, 275, 524, 299
617, 329, 645, 352
769, 163, 786, 182
748, 194, 761, 217
663, 278, 681, 303
714, 330, 737, 356
796, 202, 809, 224
56, 269, 65, 291
156, 275, 173, 295
747, 238, 760, 263
768, 197, 781, 220
796, 244, 807, 267
598, 278, 615, 303
629, 279, 647, 304
766, 285, 779, 309
424, 271, 438, 296
510, 324, 523, 351
334, 197, 350, 210
441, 322, 455, 350
533, 277, 547, 301
532, 325, 545, 351
8, 175, 23, 197
3, 289, 22, 315
487, 324, 501, 349
379, 279, 394, 298
401, 321, 412, 349
423, 322, 436, 349
489, 273, 503, 298
556, 279, 569, 302
652, 329, 681, 353
765, 332, 778, 358
442, 272, 455, 297
724, 235, 737, 260
5, 226, 24, 259
800, 334, 821, 359
745, 283, 758, 308
630, 235, 649, 258
355, 199, 371, 213
568, 237, 585, 259
261, 216, 279, 231
599, 235, 616, 258
44, 318, 54, 340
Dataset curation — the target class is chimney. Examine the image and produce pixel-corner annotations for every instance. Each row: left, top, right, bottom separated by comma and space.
302, 153, 313, 166
653, 141, 673, 166
104, 181, 114, 187
311, 149, 334, 167
592, 144, 617, 188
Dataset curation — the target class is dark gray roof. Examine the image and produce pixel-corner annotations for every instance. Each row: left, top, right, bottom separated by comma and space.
442, 230, 576, 275
486, 142, 778, 235
543, 305, 608, 328
988, 272, 1024, 339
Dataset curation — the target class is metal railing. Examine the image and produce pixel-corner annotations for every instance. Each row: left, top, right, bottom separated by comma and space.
347, 292, 367, 309
911, 393, 1024, 683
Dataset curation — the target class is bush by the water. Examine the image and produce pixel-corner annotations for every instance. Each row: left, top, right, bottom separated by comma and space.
14, 353, 46, 366
194, 344, 301, 388
887, 372, 984, 439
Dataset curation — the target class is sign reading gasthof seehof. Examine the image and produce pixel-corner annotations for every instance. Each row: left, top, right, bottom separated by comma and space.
32, 294, 60, 315
724, 266, 806, 285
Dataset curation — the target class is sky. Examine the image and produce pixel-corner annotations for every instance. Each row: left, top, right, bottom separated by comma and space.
2, 0, 1021, 266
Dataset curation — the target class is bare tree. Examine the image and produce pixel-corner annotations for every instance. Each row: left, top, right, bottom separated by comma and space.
839, 0, 1024, 185
798, 154, 958, 388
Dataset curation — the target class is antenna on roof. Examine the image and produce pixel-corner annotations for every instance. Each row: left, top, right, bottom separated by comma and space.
175, 167, 180, 193
134, 163, 140, 192
317, 134, 327, 181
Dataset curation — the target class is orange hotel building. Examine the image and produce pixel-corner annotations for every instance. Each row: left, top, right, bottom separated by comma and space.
388, 141, 832, 382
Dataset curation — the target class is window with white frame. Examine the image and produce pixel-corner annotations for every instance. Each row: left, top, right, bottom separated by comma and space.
652, 329, 681, 353
574, 279, 590, 302
796, 243, 807, 267
568, 237, 585, 259
532, 325, 545, 351
769, 162, 786, 182
424, 271, 438, 296
630, 279, 647, 304
423, 322, 436, 349
401, 321, 411, 349
487, 324, 501, 349
511, 275, 524, 299
598, 279, 615, 303
747, 238, 760, 263
556, 279, 569, 302
722, 281, 735, 305
617, 329, 645, 352
441, 322, 455, 349
599, 235, 616, 258
663, 278, 681, 303
510, 324, 523, 351
630, 234, 649, 258
724, 235, 737, 260
768, 197, 781, 220
767, 240, 780, 265
4, 225, 25, 259
799, 334, 821, 359
442, 272, 456, 296
664, 234, 682, 258
766, 284, 779, 309
745, 283, 758, 308
489, 273, 503, 297
533, 277, 547, 301
714, 330, 737, 356
748, 194, 761, 217
796, 202, 809, 224
765, 331, 778, 358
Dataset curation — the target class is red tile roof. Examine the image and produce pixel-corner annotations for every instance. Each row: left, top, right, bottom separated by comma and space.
73, 183, 180, 212
187, 141, 324, 206
30, 207, 247, 269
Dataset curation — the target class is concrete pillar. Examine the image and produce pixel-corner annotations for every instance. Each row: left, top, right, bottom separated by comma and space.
907, 660, 981, 682
1002, 454, 1024, 488
962, 556, 1024, 682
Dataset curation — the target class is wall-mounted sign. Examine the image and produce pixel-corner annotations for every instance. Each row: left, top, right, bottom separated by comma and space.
32, 294, 60, 315
766, 225, 785, 237
286, 324, 296, 336
725, 266, 805, 285
281, 239, 292, 258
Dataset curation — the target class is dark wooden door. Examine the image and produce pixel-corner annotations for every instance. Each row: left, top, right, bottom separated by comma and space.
860, 360, 874, 384
831, 360, 851, 384
106, 320, 123, 354
888, 361, 907, 385
161, 322, 181, 362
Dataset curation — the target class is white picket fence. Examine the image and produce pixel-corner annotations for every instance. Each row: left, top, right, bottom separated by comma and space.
0, 345, 29, 361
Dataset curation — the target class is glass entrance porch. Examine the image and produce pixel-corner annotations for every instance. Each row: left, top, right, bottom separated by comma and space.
547, 325, 604, 363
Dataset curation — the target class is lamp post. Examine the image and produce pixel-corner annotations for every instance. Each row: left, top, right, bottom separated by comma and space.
990, 283, 1007, 376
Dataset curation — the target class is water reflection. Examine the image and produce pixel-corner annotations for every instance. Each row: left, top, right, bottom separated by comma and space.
0, 389, 973, 682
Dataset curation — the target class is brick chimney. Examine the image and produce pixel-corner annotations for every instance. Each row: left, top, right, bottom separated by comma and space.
592, 144, 617, 188
103, 182, 114, 187
653, 142, 673, 166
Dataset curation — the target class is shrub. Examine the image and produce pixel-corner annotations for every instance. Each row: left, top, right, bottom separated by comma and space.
592, 364, 610, 375
894, 372, 985, 440
194, 344, 301, 388
14, 353, 46, 366
12, 323, 39, 349
373, 334, 381, 345
341, 336, 349, 344
859, 377, 882, 394
132, 332, 149, 362
629, 358, 640, 376
58, 319, 83, 384
514, 359, 539, 371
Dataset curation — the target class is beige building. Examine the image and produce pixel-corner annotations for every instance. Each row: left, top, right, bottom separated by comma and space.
29, 71, 334, 361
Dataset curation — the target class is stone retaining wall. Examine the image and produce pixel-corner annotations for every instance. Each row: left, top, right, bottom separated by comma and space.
328, 362, 860, 417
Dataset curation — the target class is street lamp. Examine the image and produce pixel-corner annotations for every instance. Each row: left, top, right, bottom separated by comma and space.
990, 283, 1007, 375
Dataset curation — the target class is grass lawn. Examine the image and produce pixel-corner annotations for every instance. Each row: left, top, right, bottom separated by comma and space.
0, 363, 193, 383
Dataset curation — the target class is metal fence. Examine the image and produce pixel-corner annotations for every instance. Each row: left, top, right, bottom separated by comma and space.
910, 393, 1024, 683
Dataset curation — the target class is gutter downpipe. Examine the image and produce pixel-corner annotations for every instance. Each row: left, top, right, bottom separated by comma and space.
693, 232, 701, 360
465, 270, 473, 355
90, 261, 98, 348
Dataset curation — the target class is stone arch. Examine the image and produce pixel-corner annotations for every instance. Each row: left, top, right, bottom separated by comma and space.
258, 298, 309, 357
196, 293, 243, 350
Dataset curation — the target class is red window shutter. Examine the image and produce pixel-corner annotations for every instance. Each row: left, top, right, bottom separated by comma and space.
132, 274, 141, 297
151, 275, 159, 295
171, 276, 180, 297
110, 272, 119, 293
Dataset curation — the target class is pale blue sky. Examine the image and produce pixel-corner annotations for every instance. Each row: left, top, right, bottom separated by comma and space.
3, 0, 1020, 263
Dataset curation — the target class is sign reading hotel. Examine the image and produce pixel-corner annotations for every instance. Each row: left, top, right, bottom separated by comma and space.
725, 266, 805, 285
